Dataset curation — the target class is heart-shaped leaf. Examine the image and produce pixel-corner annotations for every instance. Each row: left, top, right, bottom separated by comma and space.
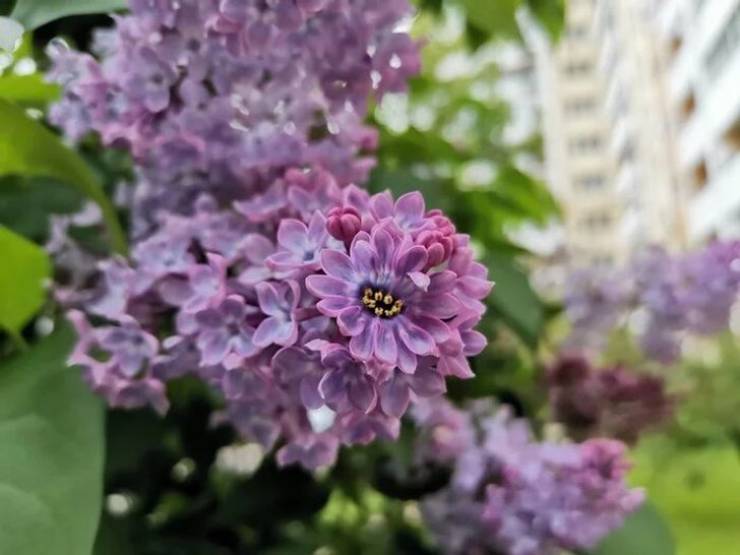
11, 0, 127, 30
0, 324, 105, 555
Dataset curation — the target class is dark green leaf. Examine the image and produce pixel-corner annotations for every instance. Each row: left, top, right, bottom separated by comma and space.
0, 176, 83, 241
0, 98, 126, 253
0, 324, 105, 555
592, 502, 676, 555
486, 251, 544, 347
0, 225, 50, 337
11, 0, 126, 30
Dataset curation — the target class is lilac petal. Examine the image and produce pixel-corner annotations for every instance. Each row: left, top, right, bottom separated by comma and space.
222, 295, 248, 320
238, 265, 272, 285
319, 369, 345, 404
429, 270, 457, 293
371, 190, 394, 218
300, 374, 324, 410
411, 315, 451, 343
440, 353, 474, 379
233, 327, 259, 357
254, 316, 296, 347
277, 219, 309, 251
398, 322, 435, 356
338, 306, 367, 336
396, 339, 417, 374
409, 367, 447, 397
374, 321, 398, 364
348, 378, 377, 413
395, 191, 425, 222
242, 233, 274, 263
317, 296, 354, 316
306, 275, 353, 298
371, 228, 394, 268
256, 282, 283, 316
197, 328, 230, 366
408, 271, 430, 291
307, 211, 328, 244
321, 249, 355, 281
350, 240, 377, 274
457, 275, 494, 299
349, 330, 374, 361
380, 377, 411, 418
195, 308, 222, 328
396, 245, 428, 274
462, 330, 487, 356
424, 293, 461, 319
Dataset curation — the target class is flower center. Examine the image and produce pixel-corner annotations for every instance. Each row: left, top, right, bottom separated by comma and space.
361, 287, 404, 319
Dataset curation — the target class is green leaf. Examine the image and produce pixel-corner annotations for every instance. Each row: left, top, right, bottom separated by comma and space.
0, 73, 60, 106
458, 0, 522, 39
0, 225, 50, 337
526, 0, 565, 42
592, 502, 676, 555
0, 324, 105, 555
0, 176, 83, 242
0, 99, 126, 253
486, 252, 544, 347
10, 0, 127, 30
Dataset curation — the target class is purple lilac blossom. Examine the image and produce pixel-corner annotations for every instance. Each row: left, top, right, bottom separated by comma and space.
415, 400, 644, 555
564, 241, 740, 363
46, 0, 421, 231
68, 187, 492, 470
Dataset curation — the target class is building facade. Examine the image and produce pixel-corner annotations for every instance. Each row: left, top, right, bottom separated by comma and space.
655, 0, 740, 240
527, 0, 628, 267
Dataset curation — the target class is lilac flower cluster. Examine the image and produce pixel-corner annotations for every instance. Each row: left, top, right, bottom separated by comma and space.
547, 354, 673, 444
415, 400, 644, 555
565, 242, 740, 363
69, 178, 492, 469
47, 0, 420, 233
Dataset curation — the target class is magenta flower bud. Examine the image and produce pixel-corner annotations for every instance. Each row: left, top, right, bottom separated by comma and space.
327, 205, 362, 245
416, 229, 455, 269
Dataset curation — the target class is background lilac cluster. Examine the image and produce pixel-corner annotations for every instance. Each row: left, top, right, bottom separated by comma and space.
50, 1, 496, 470
414, 400, 645, 555
565, 242, 740, 363
547, 354, 673, 445
48, 0, 420, 236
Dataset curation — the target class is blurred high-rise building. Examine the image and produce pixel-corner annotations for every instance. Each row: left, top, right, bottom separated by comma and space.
526, 0, 628, 267
654, 0, 740, 240
526, 0, 740, 267
593, 0, 686, 251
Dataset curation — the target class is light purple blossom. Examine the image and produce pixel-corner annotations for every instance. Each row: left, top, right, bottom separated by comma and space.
565, 241, 740, 363
416, 400, 644, 555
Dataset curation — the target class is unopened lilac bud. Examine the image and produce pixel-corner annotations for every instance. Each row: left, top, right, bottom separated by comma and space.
327, 205, 362, 245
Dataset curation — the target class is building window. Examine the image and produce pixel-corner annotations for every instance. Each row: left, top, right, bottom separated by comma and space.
724, 117, 740, 152
568, 25, 589, 40
692, 159, 708, 190
576, 174, 606, 190
580, 212, 613, 233
706, 3, 740, 81
678, 91, 696, 123
569, 135, 602, 154
563, 61, 593, 76
565, 98, 596, 115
